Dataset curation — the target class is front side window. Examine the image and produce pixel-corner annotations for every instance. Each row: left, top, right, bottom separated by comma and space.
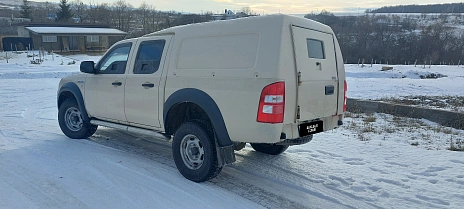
97, 43, 132, 74
306, 39, 325, 59
43, 36, 57, 43
133, 40, 166, 74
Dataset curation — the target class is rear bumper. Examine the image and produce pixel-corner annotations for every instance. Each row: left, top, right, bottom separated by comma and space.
231, 114, 344, 144
276, 134, 313, 146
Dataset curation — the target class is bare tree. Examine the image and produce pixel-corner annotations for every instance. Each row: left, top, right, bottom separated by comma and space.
112, 0, 133, 32
72, 0, 88, 23
241, 7, 252, 15
87, 2, 111, 24
137, 2, 150, 34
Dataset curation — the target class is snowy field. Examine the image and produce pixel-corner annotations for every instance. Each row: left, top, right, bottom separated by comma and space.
1, 51, 464, 208
346, 64, 464, 99
346, 64, 464, 112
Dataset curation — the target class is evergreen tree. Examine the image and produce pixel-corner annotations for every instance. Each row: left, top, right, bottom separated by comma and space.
20, 0, 33, 20
56, 0, 73, 22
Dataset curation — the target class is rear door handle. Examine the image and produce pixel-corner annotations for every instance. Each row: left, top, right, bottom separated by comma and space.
112, 81, 122, 86
142, 83, 155, 88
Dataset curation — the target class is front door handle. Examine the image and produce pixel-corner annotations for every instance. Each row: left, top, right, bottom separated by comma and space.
112, 81, 122, 86
142, 83, 155, 88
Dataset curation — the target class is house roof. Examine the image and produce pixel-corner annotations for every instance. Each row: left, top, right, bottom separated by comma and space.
25, 27, 127, 36
14, 22, 111, 28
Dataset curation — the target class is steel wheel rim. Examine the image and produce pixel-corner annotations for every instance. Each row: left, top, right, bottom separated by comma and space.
65, 107, 83, 132
180, 134, 205, 170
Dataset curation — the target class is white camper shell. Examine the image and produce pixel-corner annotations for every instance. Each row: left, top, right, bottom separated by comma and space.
143, 14, 346, 143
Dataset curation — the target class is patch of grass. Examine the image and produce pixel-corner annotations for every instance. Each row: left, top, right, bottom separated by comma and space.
358, 133, 368, 141
448, 138, 464, 151
344, 112, 353, 118
345, 111, 362, 118
348, 121, 357, 130
361, 123, 376, 133
411, 141, 419, 146
392, 116, 402, 121
412, 119, 426, 127
384, 127, 396, 133
363, 114, 377, 123
421, 133, 431, 141
442, 128, 453, 135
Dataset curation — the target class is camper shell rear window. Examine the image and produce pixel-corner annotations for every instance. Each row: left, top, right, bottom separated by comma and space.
306, 39, 325, 59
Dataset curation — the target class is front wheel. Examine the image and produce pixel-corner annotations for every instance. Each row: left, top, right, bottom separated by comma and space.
172, 122, 222, 182
250, 143, 289, 155
58, 98, 97, 139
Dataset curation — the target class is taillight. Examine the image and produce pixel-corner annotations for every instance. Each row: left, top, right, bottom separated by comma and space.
257, 82, 285, 123
343, 80, 348, 112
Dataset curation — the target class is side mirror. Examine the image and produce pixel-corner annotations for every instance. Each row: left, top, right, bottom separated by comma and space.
80, 61, 96, 74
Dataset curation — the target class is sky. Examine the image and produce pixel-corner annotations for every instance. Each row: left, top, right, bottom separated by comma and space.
30, 0, 464, 14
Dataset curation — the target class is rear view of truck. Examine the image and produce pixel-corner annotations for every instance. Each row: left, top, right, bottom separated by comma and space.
253, 16, 347, 148
290, 25, 346, 137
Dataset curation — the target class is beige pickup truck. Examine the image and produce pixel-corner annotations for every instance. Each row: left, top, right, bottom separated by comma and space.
57, 14, 347, 182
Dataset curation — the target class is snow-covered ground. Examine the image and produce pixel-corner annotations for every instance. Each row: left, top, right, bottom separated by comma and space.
346, 64, 464, 112
346, 64, 464, 99
1, 52, 464, 208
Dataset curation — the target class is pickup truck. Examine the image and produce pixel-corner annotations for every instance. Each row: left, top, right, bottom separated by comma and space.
57, 14, 347, 182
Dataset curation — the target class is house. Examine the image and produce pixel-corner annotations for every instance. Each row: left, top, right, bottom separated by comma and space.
13, 23, 126, 52
0, 17, 30, 51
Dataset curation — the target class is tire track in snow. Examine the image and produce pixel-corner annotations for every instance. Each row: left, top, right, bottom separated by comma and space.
89, 130, 307, 208
89, 130, 381, 209
0, 156, 87, 208
233, 151, 382, 209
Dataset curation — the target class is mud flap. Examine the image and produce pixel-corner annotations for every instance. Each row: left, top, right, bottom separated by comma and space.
217, 144, 236, 167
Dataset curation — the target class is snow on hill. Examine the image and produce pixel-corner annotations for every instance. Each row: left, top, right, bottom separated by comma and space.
1, 52, 463, 208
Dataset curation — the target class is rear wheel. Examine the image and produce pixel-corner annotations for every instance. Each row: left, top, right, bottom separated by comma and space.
172, 122, 222, 182
250, 143, 289, 155
58, 98, 97, 139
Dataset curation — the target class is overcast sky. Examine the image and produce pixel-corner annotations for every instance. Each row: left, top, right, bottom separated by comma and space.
33, 0, 464, 14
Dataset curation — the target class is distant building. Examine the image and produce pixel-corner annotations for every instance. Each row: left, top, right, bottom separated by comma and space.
0, 17, 31, 50
211, 9, 255, 21
9, 22, 126, 52
46, 14, 57, 21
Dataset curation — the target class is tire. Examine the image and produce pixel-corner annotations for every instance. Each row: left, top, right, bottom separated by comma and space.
172, 122, 222, 182
250, 143, 289, 155
58, 98, 97, 139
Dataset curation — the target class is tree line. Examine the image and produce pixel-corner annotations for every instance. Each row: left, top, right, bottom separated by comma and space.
305, 11, 464, 65
369, 3, 464, 14
11, 0, 464, 65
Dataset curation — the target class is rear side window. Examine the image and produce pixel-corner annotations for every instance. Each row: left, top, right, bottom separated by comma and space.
134, 40, 166, 74
306, 39, 325, 59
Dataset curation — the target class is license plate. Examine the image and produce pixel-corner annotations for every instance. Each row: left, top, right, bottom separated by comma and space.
299, 121, 323, 137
